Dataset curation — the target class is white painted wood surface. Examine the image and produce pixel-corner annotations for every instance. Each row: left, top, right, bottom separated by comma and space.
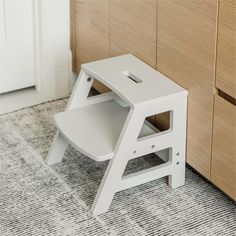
47, 55, 188, 215
0, 0, 72, 98
55, 100, 156, 162
0, 0, 6, 42
36, 0, 72, 98
82, 54, 186, 106
0, 0, 35, 93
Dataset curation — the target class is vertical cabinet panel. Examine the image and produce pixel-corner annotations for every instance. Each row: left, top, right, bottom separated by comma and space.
216, 0, 236, 98
156, 0, 218, 178
110, 0, 157, 68
74, 0, 109, 72
211, 95, 236, 200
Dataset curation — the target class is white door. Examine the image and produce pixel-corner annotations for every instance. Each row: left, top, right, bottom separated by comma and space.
0, 0, 35, 93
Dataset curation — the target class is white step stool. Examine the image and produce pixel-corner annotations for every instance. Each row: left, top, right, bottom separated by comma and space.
46, 54, 188, 215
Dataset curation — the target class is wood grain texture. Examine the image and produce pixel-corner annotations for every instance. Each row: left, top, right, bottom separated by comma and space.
216, 0, 236, 98
156, 0, 218, 178
74, 0, 109, 71
211, 95, 236, 200
110, 0, 157, 68
74, 0, 110, 92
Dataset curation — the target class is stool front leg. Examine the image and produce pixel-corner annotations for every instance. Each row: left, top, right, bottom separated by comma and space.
46, 131, 68, 165
91, 155, 129, 215
91, 108, 144, 215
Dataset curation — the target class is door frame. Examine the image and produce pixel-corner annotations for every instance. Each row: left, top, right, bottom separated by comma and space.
33, 0, 72, 98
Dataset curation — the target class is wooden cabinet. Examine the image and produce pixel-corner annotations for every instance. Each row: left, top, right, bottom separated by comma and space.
216, 0, 236, 98
211, 95, 236, 200
212, 0, 236, 199
156, 0, 218, 178
74, 0, 109, 72
110, 0, 157, 68
74, 0, 109, 91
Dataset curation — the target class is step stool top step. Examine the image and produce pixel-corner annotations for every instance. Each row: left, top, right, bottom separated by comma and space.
82, 54, 187, 106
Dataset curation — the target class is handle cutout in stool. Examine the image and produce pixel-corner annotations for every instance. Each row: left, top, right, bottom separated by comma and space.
123, 71, 143, 83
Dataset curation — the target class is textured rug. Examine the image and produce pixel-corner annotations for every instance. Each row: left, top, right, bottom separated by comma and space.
0, 99, 235, 236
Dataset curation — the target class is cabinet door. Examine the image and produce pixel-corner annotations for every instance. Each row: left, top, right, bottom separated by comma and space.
0, 0, 35, 93
216, 0, 236, 98
156, 0, 218, 178
211, 95, 236, 200
110, 0, 157, 68
74, 0, 109, 71
74, 0, 109, 92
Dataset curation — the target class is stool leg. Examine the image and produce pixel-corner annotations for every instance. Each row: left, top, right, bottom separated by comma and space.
91, 156, 128, 215
168, 125, 186, 188
66, 71, 94, 110
91, 108, 143, 215
46, 131, 68, 165
168, 95, 187, 188
168, 161, 185, 188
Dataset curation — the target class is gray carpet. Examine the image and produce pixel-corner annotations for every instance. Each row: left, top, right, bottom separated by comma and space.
0, 99, 235, 236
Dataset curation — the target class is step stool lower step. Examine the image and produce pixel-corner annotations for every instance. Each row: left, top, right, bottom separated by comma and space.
55, 100, 158, 162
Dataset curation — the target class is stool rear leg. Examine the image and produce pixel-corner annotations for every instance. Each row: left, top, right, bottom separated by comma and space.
168, 97, 187, 188
168, 159, 185, 188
